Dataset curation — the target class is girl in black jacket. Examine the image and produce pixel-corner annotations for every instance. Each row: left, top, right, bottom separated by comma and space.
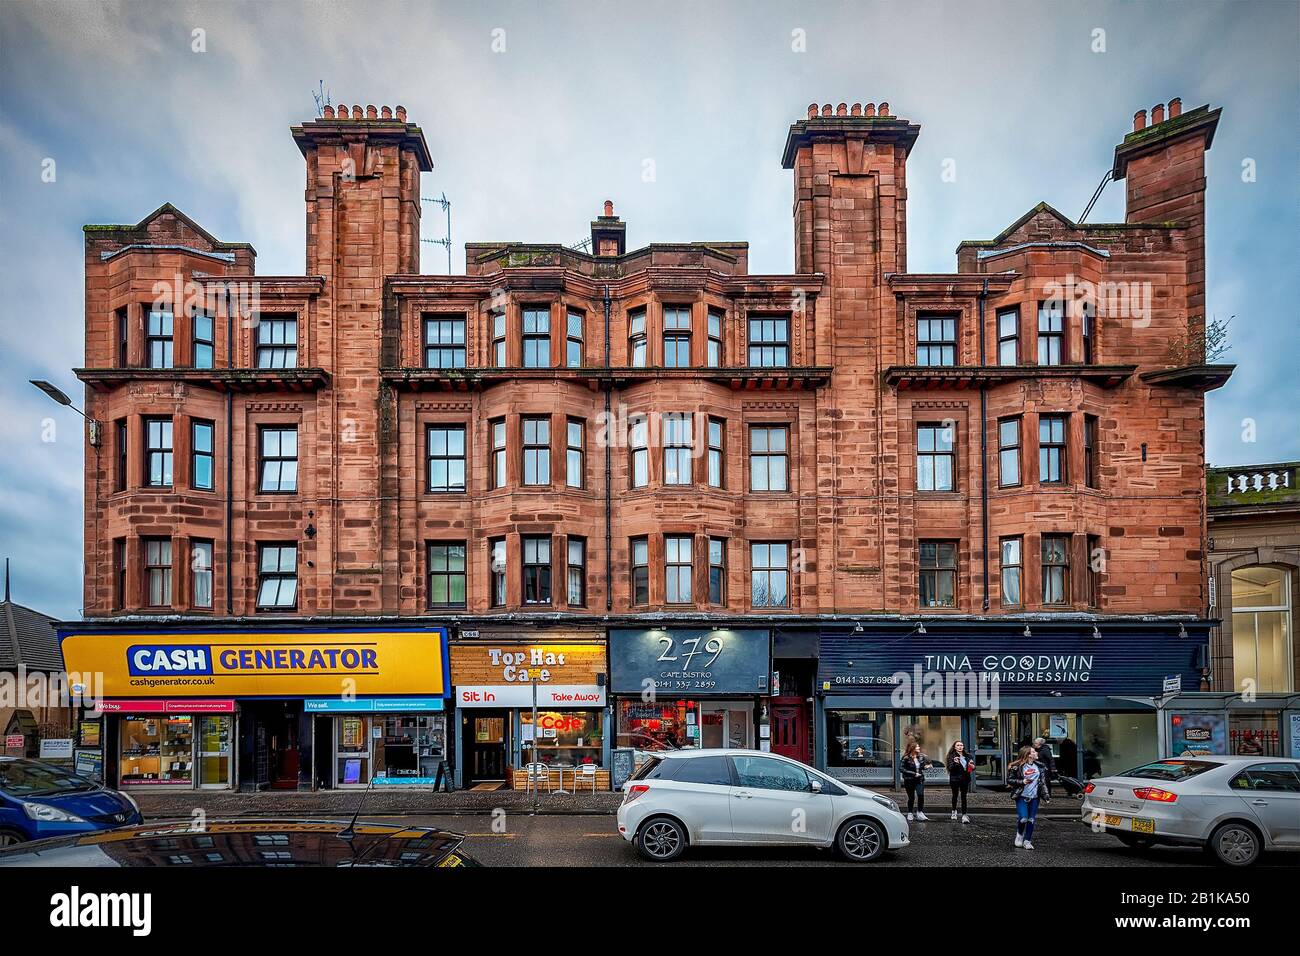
899, 741, 932, 820
946, 741, 974, 823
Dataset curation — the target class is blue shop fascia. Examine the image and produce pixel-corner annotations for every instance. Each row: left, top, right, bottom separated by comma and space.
811, 617, 1214, 788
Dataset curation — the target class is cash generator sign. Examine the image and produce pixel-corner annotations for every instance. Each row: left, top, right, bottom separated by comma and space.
59, 629, 449, 698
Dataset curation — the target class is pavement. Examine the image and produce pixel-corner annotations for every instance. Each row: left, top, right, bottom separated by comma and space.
131, 784, 1068, 817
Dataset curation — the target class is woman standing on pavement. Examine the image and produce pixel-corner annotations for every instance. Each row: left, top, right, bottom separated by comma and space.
1006, 745, 1042, 849
946, 741, 974, 823
899, 740, 932, 821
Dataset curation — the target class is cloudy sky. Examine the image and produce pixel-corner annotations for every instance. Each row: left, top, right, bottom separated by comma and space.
1, 0, 1297, 618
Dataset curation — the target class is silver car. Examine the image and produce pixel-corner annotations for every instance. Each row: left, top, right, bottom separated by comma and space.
616, 748, 910, 862
1080, 756, 1300, 865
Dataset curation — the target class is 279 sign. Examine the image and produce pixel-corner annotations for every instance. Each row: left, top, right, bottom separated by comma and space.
656, 634, 724, 670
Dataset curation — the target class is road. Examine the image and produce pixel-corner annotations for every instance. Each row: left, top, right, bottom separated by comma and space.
375, 811, 1286, 867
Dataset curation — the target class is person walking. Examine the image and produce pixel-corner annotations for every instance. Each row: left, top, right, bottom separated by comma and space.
1033, 736, 1056, 804
1007, 745, 1043, 849
946, 741, 974, 823
899, 741, 932, 821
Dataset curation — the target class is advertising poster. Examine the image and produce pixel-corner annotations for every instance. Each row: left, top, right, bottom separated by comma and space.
1169, 712, 1226, 756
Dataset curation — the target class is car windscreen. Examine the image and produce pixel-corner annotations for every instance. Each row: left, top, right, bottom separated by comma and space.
1117, 759, 1220, 782
0, 761, 96, 797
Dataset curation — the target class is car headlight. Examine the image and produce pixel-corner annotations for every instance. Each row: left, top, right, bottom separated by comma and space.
22, 802, 87, 823
870, 793, 900, 814
118, 790, 141, 814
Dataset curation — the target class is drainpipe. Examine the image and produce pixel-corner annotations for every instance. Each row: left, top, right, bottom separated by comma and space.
603, 284, 613, 611
978, 278, 990, 611
225, 288, 235, 614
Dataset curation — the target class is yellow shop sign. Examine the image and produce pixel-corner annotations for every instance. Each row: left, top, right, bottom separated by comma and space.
59, 629, 449, 698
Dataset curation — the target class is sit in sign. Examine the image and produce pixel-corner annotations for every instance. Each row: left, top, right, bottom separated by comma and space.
489, 647, 567, 683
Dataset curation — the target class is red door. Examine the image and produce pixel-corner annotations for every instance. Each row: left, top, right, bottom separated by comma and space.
770, 699, 808, 762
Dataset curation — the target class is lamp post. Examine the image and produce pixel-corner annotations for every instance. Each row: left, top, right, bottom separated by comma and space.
30, 380, 100, 446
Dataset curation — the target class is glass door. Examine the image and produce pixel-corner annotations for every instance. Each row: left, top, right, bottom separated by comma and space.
335, 715, 372, 788
973, 713, 1003, 785
197, 715, 231, 788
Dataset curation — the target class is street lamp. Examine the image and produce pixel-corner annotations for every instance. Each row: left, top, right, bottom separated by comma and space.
30, 379, 99, 445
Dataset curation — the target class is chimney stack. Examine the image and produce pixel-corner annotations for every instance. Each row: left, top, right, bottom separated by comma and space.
591, 200, 626, 257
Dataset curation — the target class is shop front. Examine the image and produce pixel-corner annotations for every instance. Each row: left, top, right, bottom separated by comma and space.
609, 627, 770, 759
449, 637, 608, 791
816, 622, 1209, 787
58, 625, 450, 791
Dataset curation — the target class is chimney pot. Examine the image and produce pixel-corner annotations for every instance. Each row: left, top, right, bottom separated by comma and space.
1151, 103, 1165, 125
322, 104, 334, 119
366, 104, 378, 120
352, 105, 363, 121
1168, 97, 1181, 118
807, 102, 818, 119
604, 200, 614, 217
864, 103, 876, 117
821, 104, 832, 117
381, 105, 392, 120
1133, 109, 1147, 131
836, 102, 848, 116
395, 105, 407, 122
850, 103, 862, 116
878, 101, 889, 116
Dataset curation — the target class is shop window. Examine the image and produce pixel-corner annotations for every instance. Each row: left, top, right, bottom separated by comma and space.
143, 537, 172, 607
629, 415, 649, 488
919, 540, 957, 608
631, 537, 649, 606
256, 543, 298, 610
258, 426, 298, 494
191, 419, 214, 491
1038, 414, 1068, 484
193, 311, 215, 369
426, 424, 467, 493
899, 714, 964, 781
522, 535, 552, 605
522, 305, 551, 368
663, 306, 691, 367
751, 541, 789, 608
628, 308, 647, 367
916, 314, 957, 366
522, 416, 550, 485
617, 699, 699, 750
146, 308, 174, 368
1037, 301, 1064, 365
663, 413, 693, 485
490, 418, 507, 489
997, 308, 1019, 365
707, 417, 724, 488
748, 315, 789, 367
1000, 537, 1022, 608
917, 423, 955, 492
998, 417, 1021, 487
708, 537, 727, 605
1080, 713, 1157, 779
371, 714, 447, 784
121, 715, 192, 785
566, 310, 584, 368
255, 315, 297, 369
336, 716, 371, 786
520, 710, 603, 767
749, 424, 789, 492
191, 540, 213, 609
567, 536, 586, 607
144, 417, 173, 487
566, 418, 584, 488
490, 538, 507, 607
423, 313, 466, 369
707, 308, 724, 367
1230, 565, 1293, 693
491, 311, 507, 367
427, 542, 467, 608
665, 535, 693, 604
1041, 534, 1071, 605
826, 711, 894, 776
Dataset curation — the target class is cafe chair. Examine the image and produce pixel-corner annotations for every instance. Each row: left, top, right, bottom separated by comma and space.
523, 762, 553, 796
576, 763, 599, 793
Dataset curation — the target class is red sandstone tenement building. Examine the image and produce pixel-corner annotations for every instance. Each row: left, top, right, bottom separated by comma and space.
61, 98, 1249, 794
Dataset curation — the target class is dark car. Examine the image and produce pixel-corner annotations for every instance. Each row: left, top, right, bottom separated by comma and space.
0, 818, 479, 867
0, 757, 142, 846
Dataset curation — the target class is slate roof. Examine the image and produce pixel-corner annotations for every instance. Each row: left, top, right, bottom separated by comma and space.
0, 598, 65, 673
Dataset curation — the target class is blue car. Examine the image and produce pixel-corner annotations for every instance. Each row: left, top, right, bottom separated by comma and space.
0, 757, 142, 846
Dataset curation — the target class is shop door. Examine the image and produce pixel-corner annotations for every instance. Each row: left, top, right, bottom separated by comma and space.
268, 708, 300, 790
463, 710, 508, 784
973, 713, 1004, 787
335, 715, 372, 788
770, 699, 808, 762
197, 716, 231, 788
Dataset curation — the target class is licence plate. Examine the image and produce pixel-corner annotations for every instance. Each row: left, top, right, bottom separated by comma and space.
1132, 817, 1155, 834
1104, 814, 1125, 828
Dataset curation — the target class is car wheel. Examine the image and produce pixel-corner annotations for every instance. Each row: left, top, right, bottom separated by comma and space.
0, 828, 26, 849
1116, 834, 1154, 850
836, 818, 887, 863
1206, 822, 1261, 866
636, 817, 687, 862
